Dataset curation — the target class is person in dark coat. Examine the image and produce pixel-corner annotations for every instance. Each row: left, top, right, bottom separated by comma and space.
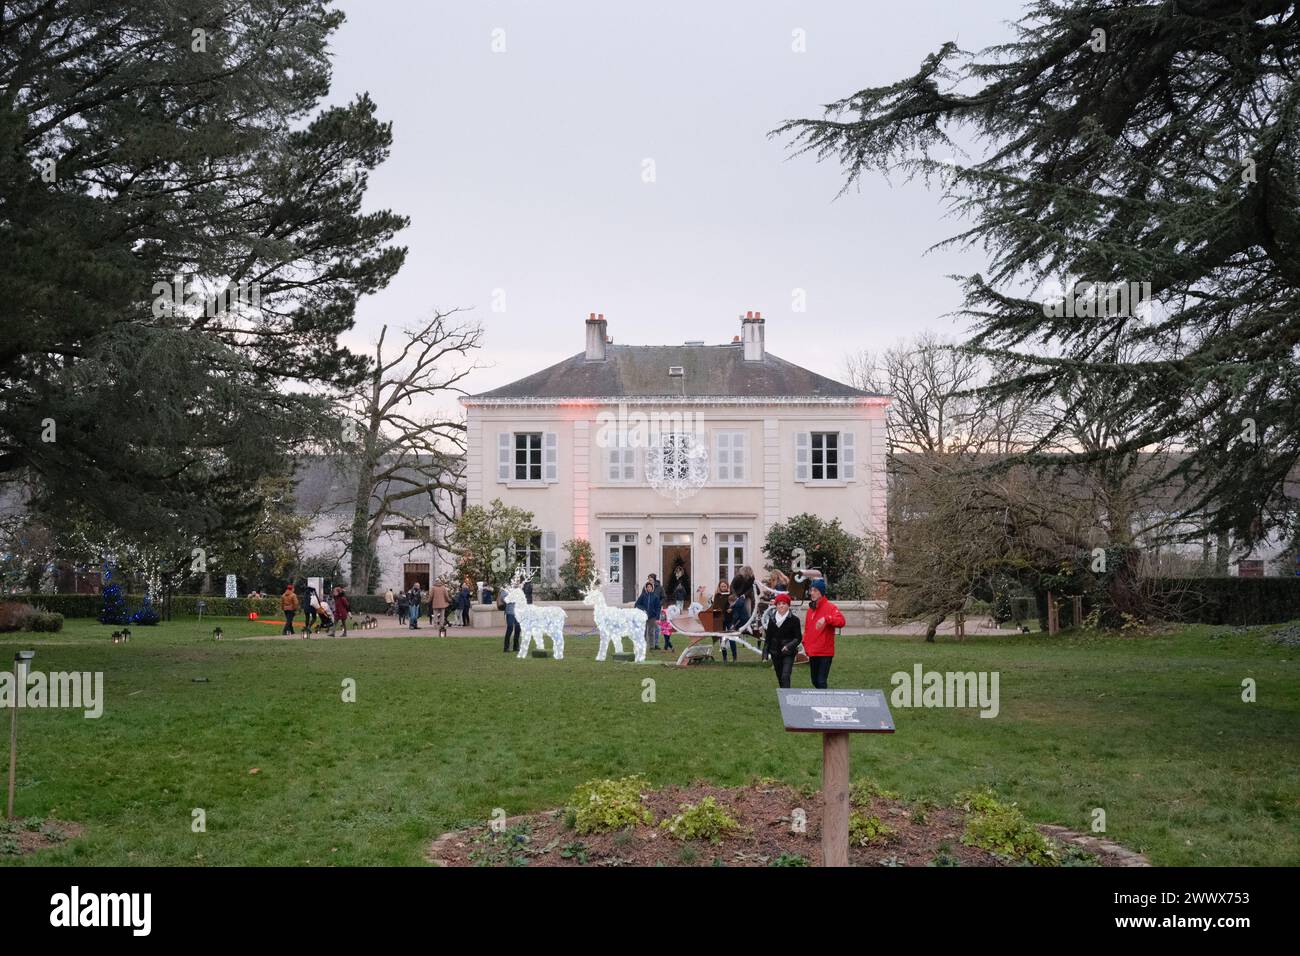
765, 592, 802, 688
458, 580, 471, 627
634, 581, 662, 651
501, 583, 520, 652
523, 579, 534, 604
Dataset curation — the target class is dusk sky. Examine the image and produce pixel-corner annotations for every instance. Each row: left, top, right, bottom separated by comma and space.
328, 0, 1027, 395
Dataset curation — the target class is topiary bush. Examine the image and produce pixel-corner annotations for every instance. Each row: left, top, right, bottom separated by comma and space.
660, 796, 740, 843
565, 775, 652, 834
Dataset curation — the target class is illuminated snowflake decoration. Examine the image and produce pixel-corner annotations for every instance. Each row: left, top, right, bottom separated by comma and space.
646, 431, 709, 504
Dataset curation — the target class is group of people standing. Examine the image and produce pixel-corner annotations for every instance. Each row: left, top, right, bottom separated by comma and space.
627, 565, 845, 689
280, 583, 351, 638
384, 578, 472, 638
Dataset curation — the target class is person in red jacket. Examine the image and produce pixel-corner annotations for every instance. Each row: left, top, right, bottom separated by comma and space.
802, 578, 845, 689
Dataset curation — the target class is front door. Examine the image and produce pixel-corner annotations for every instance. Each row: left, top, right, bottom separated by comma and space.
660, 533, 692, 606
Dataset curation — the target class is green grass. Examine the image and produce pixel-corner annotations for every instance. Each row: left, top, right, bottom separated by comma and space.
1, 617, 1297, 866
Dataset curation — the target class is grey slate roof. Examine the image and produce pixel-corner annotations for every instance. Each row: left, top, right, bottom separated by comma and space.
467, 343, 884, 401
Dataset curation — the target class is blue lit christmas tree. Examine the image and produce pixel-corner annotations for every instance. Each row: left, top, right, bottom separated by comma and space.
98, 563, 129, 625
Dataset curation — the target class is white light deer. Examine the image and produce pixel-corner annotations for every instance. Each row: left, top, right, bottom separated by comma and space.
583, 572, 647, 662
504, 570, 566, 660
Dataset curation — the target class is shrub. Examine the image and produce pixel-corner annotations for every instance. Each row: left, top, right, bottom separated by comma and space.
565, 776, 652, 834
557, 538, 596, 600
0, 603, 37, 632
130, 596, 160, 626
770, 852, 809, 867
958, 790, 1057, 865
849, 777, 899, 805
763, 513, 879, 600
27, 612, 64, 633
660, 796, 740, 843
848, 811, 893, 846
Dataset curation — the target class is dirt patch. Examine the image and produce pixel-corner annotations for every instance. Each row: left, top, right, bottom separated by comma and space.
427, 781, 1147, 867
0, 818, 84, 857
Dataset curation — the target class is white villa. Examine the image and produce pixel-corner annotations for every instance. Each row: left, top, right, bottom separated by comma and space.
460, 311, 891, 605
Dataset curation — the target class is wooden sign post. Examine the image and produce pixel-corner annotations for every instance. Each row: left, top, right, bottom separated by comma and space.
777, 688, 895, 867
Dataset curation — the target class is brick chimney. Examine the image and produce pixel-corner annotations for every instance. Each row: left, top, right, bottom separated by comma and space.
741, 310, 765, 361
585, 312, 607, 361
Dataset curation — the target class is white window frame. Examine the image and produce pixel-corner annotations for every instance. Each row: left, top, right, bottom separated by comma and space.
513, 532, 543, 578
716, 532, 747, 586
810, 431, 839, 482
514, 432, 543, 483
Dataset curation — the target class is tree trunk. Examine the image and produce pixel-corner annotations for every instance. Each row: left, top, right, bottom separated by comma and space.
1214, 529, 1230, 575
924, 613, 943, 643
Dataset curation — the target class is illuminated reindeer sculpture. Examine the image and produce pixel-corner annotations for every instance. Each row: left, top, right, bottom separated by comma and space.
582, 571, 647, 662
503, 568, 566, 660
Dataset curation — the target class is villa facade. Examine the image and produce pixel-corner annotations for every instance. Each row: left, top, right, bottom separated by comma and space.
460, 312, 890, 604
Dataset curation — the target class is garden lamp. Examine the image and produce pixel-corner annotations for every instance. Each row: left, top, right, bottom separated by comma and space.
8, 650, 35, 820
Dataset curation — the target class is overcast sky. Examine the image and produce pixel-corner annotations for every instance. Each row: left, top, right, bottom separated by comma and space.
328, 0, 1027, 395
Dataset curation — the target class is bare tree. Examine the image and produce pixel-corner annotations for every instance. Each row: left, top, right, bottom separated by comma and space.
340, 310, 483, 591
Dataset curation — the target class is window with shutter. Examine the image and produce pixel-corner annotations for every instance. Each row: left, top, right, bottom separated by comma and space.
716, 430, 747, 482
795, 432, 810, 481
607, 436, 635, 482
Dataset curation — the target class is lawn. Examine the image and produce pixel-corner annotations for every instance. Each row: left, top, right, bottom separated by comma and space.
1, 616, 1296, 866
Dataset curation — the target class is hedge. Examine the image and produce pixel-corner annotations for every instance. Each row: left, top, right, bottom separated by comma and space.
21, 593, 392, 619
1147, 577, 1300, 626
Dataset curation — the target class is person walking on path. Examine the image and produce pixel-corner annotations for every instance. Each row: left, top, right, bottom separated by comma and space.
765, 592, 802, 689
430, 578, 451, 637
330, 587, 351, 637
281, 584, 299, 636
802, 579, 845, 689
302, 586, 318, 634
501, 583, 520, 652
635, 580, 662, 651
396, 588, 409, 626
385, 587, 395, 616
407, 583, 423, 630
